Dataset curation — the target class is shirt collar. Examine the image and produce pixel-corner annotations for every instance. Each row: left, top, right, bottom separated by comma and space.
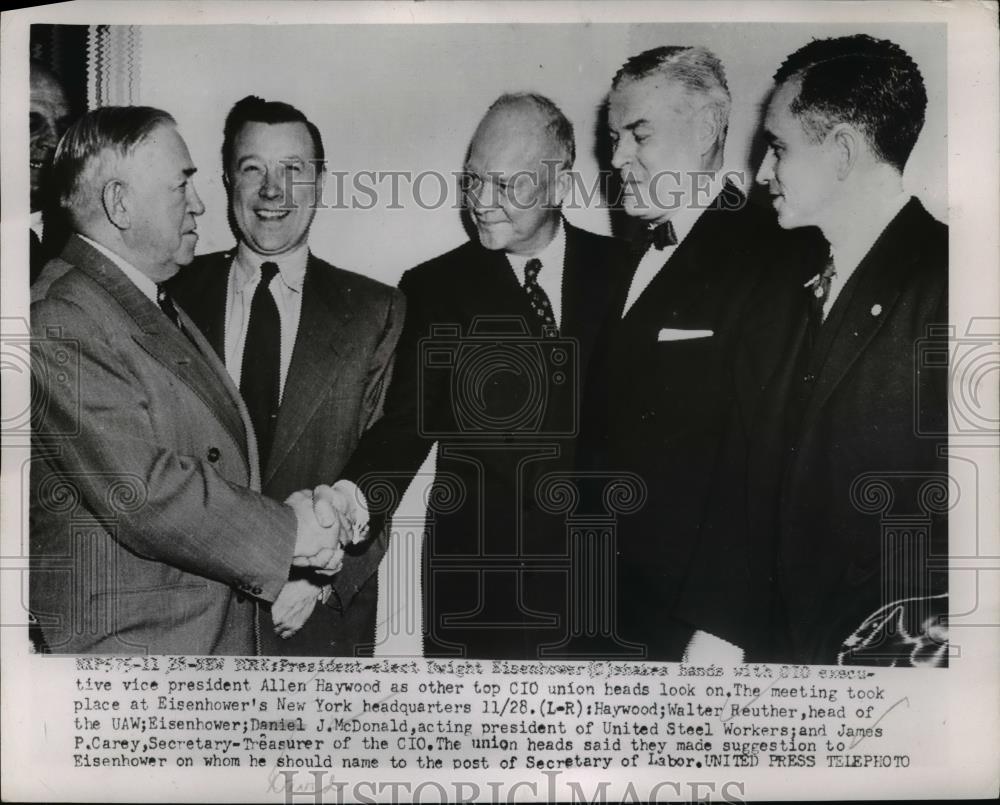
830, 192, 911, 276
78, 233, 159, 304
30, 211, 44, 240
505, 218, 566, 277
234, 241, 309, 293
648, 172, 726, 246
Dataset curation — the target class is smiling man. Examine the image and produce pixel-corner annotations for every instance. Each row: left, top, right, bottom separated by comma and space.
30, 106, 346, 654
29, 61, 73, 282
170, 96, 404, 656
328, 93, 628, 658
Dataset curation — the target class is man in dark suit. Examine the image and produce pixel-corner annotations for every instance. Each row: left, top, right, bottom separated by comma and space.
579, 46, 801, 660
30, 106, 347, 655
324, 93, 628, 659
678, 35, 948, 666
170, 97, 405, 656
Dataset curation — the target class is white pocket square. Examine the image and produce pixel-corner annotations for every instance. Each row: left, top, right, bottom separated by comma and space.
658, 328, 714, 342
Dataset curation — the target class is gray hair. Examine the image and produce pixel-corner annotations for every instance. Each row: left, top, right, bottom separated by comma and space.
613, 45, 732, 148
52, 105, 175, 222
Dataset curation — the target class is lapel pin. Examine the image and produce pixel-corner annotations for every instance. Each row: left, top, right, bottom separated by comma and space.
871, 304, 882, 317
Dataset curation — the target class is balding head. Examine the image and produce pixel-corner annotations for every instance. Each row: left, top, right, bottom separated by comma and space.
463, 93, 574, 255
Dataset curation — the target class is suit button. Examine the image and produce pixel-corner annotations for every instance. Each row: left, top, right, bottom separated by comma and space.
207, 447, 221, 463
802, 373, 815, 383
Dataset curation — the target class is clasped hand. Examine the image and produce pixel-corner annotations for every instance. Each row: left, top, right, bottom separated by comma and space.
276, 484, 367, 639
288, 485, 361, 574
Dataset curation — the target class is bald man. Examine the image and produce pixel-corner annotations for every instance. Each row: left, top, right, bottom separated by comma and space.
334, 93, 629, 658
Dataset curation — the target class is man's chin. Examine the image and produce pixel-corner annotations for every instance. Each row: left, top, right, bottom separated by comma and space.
475, 226, 508, 251
173, 248, 198, 267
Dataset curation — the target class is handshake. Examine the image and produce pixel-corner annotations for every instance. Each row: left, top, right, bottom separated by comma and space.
272, 482, 369, 640
288, 482, 369, 574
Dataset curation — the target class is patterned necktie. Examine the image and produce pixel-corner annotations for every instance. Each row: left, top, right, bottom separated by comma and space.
240, 261, 281, 472
523, 258, 558, 336
805, 255, 838, 350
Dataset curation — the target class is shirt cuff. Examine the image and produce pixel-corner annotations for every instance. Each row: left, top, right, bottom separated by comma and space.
683, 630, 745, 665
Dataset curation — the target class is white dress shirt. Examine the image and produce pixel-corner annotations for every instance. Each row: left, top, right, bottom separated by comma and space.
505, 219, 567, 330
223, 242, 308, 401
622, 175, 725, 316
30, 211, 44, 242
79, 234, 158, 305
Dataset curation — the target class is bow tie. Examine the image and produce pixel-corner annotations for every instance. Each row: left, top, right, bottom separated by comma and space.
631, 219, 678, 253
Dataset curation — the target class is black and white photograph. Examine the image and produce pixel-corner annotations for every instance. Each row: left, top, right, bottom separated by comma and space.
1, 1, 997, 802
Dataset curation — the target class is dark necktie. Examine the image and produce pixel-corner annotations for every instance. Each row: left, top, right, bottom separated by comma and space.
156, 283, 182, 328
240, 261, 281, 472
523, 258, 558, 336
805, 255, 837, 351
630, 218, 678, 254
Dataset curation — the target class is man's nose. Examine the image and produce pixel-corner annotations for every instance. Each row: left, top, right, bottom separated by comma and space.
468, 179, 498, 211
259, 169, 282, 200
610, 138, 632, 171
756, 148, 775, 185
188, 182, 206, 216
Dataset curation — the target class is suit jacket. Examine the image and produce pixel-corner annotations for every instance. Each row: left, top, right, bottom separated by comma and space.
677, 197, 949, 665
578, 184, 811, 660
341, 220, 630, 658
170, 250, 405, 656
30, 235, 297, 655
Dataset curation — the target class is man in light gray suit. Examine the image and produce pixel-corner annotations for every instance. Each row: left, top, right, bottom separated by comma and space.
30, 106, 345, 655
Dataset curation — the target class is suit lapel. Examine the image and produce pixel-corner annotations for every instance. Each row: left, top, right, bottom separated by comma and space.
798, 200, 918, 433
171, 251, 231, 358
265, 255, 348, 485
469, 245, 543, 334
63, 236, 251, 460
622, 183, 744, 324
561, 222, 603, 337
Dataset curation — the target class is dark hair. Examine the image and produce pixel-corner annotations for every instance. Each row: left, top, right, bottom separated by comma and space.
221, 95, 325, 176
485, 92, 576, 168
773, 34, 927, 172
53, 105, 175, 214
612, 45, 731, 148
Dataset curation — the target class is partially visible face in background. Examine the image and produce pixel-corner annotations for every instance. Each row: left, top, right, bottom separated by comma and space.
30, 68, 71, 211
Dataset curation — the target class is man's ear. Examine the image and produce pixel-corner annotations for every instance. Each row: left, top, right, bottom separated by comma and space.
313, 163, 326, 207
102, 179, 129, 230
831, 123, 862, 180
695, 104, 722, 157
549, 164, 571, 207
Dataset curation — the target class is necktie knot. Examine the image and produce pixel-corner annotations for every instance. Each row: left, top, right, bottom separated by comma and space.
156, 283, 180, 327
805, 255, 837, 301
524, 257, 542, 286
632, 219, 678, 253
259, 261, 280, 286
